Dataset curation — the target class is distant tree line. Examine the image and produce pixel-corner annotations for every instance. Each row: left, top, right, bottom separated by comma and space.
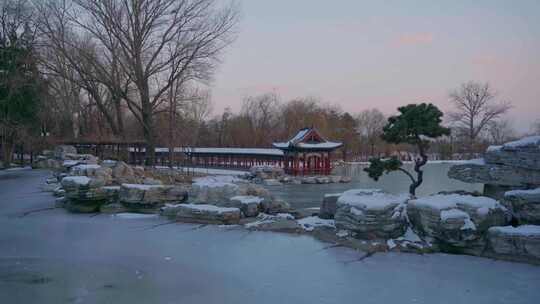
1, 0, 537, 167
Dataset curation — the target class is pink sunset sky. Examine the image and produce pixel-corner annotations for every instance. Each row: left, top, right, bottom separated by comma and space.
210, 0, 540, 132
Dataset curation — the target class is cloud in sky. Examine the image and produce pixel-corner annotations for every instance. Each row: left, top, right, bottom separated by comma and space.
394, 32, 434, 47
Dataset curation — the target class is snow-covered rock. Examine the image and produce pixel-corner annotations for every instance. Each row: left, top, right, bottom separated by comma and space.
249, 165, 285, 180
263, 179, 282, 186
260, 198, 291, 215
175, 204, 241, 224
111, 161, 138, 184
486, 225, 540, 265
297, 216, 335, 232
448, 136, 540, 198
61, 176, 107, 213
244, 213, 300, 232
408, 194, 510, 254
119, 184, 188, 211
70, 164, 113, 185
190, 175, 240, 204
226, 196, 263, 217
319, 193, 342, 219
503, 188, 540, 225
334, 189, 408, 239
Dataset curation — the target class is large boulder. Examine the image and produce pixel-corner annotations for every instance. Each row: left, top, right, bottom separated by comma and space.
260, 198, 291, 215
111, 161, 138, 184
448, 163, 540, 187
189, 176, 240, 204
175, 204, 241, 224
54, 145, 77, 159
119, 184, 188, 212
61, 176, 107, 213
408, 194, 510, 254
486, 225, 540, 265
319, 193, 342, 219
70, 164, 113, 185
503, 188, 540, 225
244, 213, 300, 232
226, 195, 263, 217
448, 136, 540, 198
334, 189, 408, 239
484, 136, 540, 170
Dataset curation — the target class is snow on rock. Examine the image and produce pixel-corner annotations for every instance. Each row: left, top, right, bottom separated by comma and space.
119, 183, 188, 210
335, 189, 408, 239
61, 176, 91, 186
408, 194, 510, 254
175, 204, 241, 225
216, 195, 264, 217
244, 213, 299, 232
501, 135, 540, 149
190, 175, 241, 205
487, 225, 540, 265
297, 216, 335, 232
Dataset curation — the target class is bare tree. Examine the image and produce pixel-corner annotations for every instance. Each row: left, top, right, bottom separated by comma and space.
66, 0, 239, 165
486, 118, 515, 145
449, 81, 511, 157
356, 108, 386, 158
241, 92, 280, 146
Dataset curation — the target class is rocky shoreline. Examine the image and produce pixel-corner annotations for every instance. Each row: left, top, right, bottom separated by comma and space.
37, 139, 540, 266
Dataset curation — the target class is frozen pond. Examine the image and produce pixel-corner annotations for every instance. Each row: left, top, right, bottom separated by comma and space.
267, 162, 484, 209
1, 169, 539, 304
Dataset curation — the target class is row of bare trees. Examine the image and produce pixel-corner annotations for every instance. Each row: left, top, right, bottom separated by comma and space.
0, 0, 239, 166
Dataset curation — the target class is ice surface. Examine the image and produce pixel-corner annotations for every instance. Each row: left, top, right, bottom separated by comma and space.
113, 213, 159, 220
2, 170, 540, 304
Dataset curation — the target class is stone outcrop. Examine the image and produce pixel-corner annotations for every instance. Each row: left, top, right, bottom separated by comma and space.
189, 176, 240, 204
225, 196, 263, 217
486, 225, 540, 265
408, 194, 510, 254
61, 176, 107, 213
70, 164, 112, 184
260, 198, 291, 215
244, 213, 301, 233
319, 193, 342, 219
175, 204, 241, 224
503, 188, 540, 225
448, 136, 540, 199
334, 189, 408, 239
119, 184, 188, 212
111, 161, 138, 184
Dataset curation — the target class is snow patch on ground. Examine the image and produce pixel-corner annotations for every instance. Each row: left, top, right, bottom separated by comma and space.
441, 208, 469, 221
5, 166, 32, 171
297, 216, 335, 232
72, 164, 101, 170
180, 204, 239, 214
